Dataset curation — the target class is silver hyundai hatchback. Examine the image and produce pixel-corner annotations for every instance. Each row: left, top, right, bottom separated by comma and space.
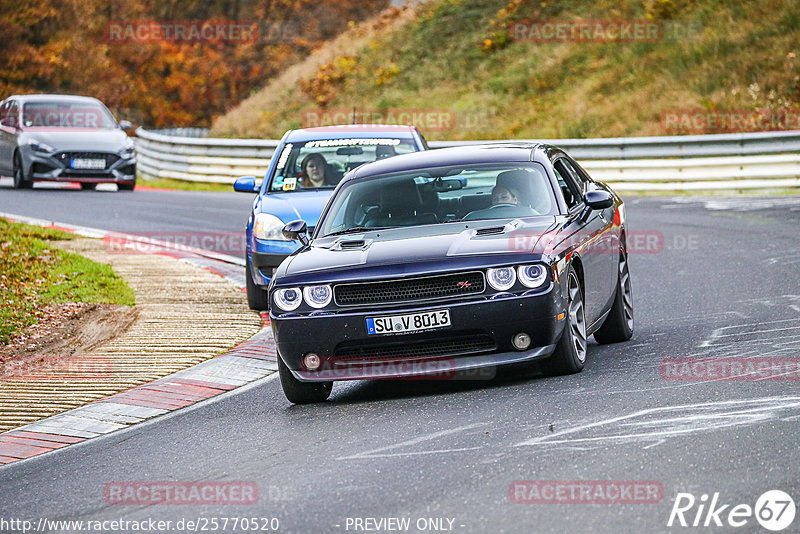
0, 94, 136, 191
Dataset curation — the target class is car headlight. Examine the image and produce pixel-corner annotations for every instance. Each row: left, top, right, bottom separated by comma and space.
274, 287, 302, 311
518, 264, 548, 288
28, 139, 55, 153
303, 285, 332, 308
121, 142, 135, 158
486, 267, 516, 291
253, 213, 290, 241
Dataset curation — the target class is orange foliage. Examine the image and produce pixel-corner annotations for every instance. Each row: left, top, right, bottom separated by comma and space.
0, 0, 388, 127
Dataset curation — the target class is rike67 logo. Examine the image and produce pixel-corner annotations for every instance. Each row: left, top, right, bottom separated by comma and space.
668, 490, 796, 531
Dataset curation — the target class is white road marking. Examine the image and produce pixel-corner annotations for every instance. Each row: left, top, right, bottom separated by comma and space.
513, 396, 800, 450
337, 423, 484, 460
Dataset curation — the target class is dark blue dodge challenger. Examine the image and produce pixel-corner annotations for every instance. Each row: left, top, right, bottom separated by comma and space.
270, 144, 633, 403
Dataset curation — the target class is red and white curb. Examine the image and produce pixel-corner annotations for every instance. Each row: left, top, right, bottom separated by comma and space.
0, 214, 276, 467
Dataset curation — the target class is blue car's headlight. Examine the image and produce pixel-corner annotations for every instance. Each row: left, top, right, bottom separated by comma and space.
303, 285, 332, 308
254, 213, 291, 241
486, 267, 516, 291
28, 139, 55, 153
274, 287, 302, 311
518, 264, 548, 288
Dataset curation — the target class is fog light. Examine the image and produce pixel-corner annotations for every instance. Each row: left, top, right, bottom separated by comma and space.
512, 332, 531, 351
303, 353, 321, 371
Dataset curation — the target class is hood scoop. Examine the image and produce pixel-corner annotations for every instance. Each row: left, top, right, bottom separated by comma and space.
474, 226, 507, 236
333, 238, 370, 251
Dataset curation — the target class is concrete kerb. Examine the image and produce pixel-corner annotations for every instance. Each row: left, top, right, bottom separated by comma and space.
0, 214, 276, 467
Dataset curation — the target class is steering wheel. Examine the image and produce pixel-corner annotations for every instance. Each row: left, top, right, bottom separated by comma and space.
489, 203, 517, 209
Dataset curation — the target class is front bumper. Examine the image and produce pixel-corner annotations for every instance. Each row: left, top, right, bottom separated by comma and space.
271, 287, 565, 382
25, 149, 136, 184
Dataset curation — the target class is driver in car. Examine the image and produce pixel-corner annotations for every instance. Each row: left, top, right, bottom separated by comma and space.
463, 169, 539, 220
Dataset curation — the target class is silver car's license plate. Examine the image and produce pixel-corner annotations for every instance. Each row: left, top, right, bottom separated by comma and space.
366, 309, 451, 335
71, 158, 105, 169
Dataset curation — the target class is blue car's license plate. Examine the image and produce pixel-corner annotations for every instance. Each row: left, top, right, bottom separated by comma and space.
366, 310, 451, 335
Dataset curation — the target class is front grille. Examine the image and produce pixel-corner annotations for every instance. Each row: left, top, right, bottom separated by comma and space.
334, 271, 485, 306
55, 152, 119, 169
333, 334, 496, 362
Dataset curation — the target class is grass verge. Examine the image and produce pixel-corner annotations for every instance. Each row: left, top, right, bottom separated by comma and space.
137, 176, 239, 192
0, 218, 135, 344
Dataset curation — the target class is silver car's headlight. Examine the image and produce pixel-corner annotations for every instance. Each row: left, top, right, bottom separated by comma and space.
486, 267, 516, 291
303, 285, 332, 308
253, 213, 290, 241
121, 142, 135, 158
28, 139, 55, 153
274, 287, 302, 311
518, 264, 548, 288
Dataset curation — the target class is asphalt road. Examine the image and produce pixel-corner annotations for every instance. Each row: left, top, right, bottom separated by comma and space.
1, 190, 800, 534
0, 178, 256, 248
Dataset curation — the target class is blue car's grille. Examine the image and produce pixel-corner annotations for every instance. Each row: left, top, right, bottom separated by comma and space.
334, 271, 485, 306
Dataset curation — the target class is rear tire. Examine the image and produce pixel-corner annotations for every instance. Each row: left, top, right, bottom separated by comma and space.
246, 257, 270, 310
12, 154, 32, 189
278, 356, 332, 404
539, 268, 587, 376
80, 183, 97, 190
594, 251, 634, 344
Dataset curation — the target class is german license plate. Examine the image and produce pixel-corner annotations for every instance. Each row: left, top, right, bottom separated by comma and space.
366, 309, 451, 335
71, 158, 105, 169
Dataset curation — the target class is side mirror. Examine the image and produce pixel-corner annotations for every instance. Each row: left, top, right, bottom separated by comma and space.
282, 219, 309, 246
585, 189, 614, 210
233, 175, 259, 193
119, 120, 133, 131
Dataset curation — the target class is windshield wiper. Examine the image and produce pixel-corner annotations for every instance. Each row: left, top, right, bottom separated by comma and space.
323, 226, 390, 237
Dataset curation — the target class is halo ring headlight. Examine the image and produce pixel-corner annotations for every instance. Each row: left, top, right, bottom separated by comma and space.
274, 287, 302, 311
486, 267, 516, 291
518, 264, 548, 288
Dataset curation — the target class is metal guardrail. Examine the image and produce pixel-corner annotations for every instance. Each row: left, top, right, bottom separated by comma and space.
135, 128, 800, 189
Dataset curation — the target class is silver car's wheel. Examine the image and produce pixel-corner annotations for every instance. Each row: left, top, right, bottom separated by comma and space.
13, 154, 32, 189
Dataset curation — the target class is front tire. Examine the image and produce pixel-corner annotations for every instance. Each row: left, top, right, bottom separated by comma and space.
118, 180, 135, 191
278, 356, 332, 404
594, 251, 634, 344
245, 257, 269, 310
80, 183, 97, 190
13, 153, 33, 189
539, 268, 587, 376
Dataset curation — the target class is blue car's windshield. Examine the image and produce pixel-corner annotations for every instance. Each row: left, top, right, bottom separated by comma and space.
267, 138, 417, 192
318, 163, 558, 237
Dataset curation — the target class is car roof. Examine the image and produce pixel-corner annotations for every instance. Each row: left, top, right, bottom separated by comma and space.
346, 143, 554, 180
5, 94, 103, 104
285, 124, 418, 142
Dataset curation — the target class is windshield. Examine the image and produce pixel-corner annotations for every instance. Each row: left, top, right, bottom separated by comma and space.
22, 101, 119, 129
267, 137, 418, 192
318, 163, 557, 237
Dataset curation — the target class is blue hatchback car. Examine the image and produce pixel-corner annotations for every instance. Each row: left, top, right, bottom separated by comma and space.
234, 125, 428, 309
